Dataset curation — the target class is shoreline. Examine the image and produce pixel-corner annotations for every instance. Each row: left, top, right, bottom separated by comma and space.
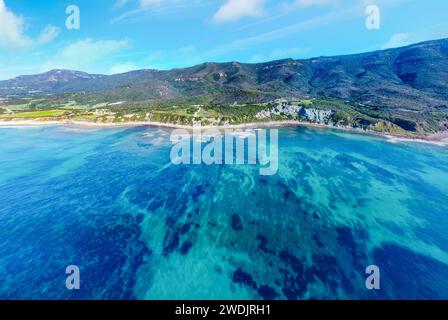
1, 119, 447, 146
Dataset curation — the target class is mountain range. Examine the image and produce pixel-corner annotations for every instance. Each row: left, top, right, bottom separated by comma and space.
1, 38, 447, 132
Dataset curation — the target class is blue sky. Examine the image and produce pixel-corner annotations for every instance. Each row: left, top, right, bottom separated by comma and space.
0, 0, 447, 80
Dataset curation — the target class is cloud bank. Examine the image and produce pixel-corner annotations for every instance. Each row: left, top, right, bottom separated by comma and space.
0, 0, 59, 49
213, 0, 265, 23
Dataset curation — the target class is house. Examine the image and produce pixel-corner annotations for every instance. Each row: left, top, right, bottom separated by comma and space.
95, 109, 115, 116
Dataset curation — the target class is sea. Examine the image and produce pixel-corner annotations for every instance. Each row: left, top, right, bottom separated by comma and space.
0, 124, 447, 299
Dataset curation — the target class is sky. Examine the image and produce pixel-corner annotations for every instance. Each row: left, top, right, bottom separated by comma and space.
0, 0, 447, 80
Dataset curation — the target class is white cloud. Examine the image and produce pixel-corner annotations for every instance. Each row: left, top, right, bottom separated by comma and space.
42, 39, 130, 71
213, 0, 265, 24
381, 33, 412, 49
0, 0, 59, 49
0, 0, 30, 48
0, 38, 132, 79
208, 4, 359, 56
381, 25, 448, 50
38, 25, 60, 45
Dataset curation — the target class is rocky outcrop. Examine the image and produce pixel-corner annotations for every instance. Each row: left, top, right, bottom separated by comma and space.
298, 108, 333, 124
256, 104, 333, 125
271, 105, 302, 117
255, 110, 271, 119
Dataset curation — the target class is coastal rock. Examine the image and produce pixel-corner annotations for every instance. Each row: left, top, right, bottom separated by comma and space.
255, 103, 333, 125
255, 110, 271, 119
298, 108, 333, 124
271, 104, 302, 117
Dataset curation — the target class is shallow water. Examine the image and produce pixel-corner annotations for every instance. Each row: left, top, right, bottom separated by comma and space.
0, 124, 447, 300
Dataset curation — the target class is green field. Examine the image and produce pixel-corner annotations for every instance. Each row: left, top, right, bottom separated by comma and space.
0, 96, 440, 137
0, 110, 67, 118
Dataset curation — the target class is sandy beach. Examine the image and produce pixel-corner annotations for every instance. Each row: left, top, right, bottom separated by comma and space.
1, 119, 447, 146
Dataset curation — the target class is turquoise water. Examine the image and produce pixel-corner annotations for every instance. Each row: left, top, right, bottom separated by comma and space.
0, 124, 448, 300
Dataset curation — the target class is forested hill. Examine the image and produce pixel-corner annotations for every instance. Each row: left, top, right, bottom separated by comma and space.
1, 38, 447, 134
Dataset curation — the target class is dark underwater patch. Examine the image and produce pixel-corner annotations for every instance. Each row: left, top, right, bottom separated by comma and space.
336, 226, 356, 251
180, 241, 193, 255
334, 154, 359, 171
257, 285, 279, 300
163, 230, 180, 256
232, 268, 258, 289
372, 243, 448, 299
231, 214, 243, 231
336, 226, 368, 266
278, 251, 308, 299
191, 185, 206, 201
257, 234, 274, 254
178, 223, 192, 235
312, 234, 324, 248
309, 254, 354, 295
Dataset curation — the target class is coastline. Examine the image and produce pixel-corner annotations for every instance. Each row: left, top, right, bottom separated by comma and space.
1, 119, 447, 146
